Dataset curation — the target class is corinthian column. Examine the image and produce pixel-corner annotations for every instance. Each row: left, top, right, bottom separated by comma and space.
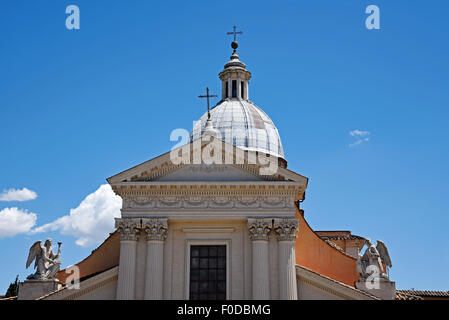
143, 218, 168, 300
115, 218, 141, 300
248, 218, 272, 300
274, 218, 299, 300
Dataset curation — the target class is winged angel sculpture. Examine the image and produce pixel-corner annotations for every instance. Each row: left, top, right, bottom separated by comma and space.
26, 239, 61, 280
356, 239, 392, 280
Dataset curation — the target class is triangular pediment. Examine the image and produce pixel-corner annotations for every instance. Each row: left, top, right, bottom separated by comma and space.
107, 137, 308, 186
153, 164, 265, 182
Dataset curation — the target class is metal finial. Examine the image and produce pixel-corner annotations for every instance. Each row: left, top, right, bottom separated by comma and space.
227, 25, 243, 52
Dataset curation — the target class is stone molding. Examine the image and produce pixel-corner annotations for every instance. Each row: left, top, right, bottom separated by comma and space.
295, 265, 377, 300
115, 218, 141, 241
122, 196, 294, 211
129, 162, 183, 182
114, 183, 303, 199
248, 218, 273, 241
143, 218, 168, 241
274, 218, 299, 241
39, 266, 119, 300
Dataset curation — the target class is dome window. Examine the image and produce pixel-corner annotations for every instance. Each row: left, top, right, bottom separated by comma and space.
232, 80, 237, 98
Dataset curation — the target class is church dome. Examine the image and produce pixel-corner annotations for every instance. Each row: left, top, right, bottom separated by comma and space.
191, 36, 285, 161
190, 99, 285, 159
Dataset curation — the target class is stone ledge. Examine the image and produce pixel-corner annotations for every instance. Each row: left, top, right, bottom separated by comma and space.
18, 279, 61, 300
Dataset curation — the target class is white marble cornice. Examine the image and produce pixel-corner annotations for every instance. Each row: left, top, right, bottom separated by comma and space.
112, 182, 305, 201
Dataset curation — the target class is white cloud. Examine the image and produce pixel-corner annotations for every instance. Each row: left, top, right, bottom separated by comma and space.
31, 184, 122, 247
0, 207, 37, 238
350, 129, 370, 137
0, 187, 37, 201
349, 129, 371, 147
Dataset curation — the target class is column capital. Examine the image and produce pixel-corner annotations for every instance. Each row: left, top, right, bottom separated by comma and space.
248, 218, 272, 241
273, 218, 299, 241
142, 218, 168, 241
115, 218, 141, 241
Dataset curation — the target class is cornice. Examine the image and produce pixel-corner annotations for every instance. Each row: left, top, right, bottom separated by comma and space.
62, 274, 118, 300
112, 183, 304, 199
40, 267, 119, 300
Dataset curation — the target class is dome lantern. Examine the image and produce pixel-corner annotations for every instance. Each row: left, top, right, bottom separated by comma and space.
219, 26, 251, 101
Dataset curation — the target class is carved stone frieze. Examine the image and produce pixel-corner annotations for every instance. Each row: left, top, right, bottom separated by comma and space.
123, 197, 155, 209
122, 196, 294, 211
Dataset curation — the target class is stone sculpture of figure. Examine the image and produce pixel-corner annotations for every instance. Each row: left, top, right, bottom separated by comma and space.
26, 239, 61, 280
356, 239, 392, 281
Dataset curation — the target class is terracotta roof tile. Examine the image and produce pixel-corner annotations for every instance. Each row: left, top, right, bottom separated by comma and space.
396, 290, 423, 300
397, 290, 449, 298
317, 233, 366, 241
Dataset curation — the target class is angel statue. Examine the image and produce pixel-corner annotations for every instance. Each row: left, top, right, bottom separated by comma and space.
356, 239, 392, 281
26, 239, 62, 280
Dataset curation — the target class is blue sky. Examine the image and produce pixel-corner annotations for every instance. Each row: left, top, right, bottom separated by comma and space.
0, 0, 448, 293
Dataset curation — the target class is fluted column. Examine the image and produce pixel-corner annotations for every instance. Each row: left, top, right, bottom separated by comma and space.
143, 218, 167, 300
248, 218, 272, 300
227, 77, 232, 98
115, 218, 140, 300
274, 218, 299, 300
